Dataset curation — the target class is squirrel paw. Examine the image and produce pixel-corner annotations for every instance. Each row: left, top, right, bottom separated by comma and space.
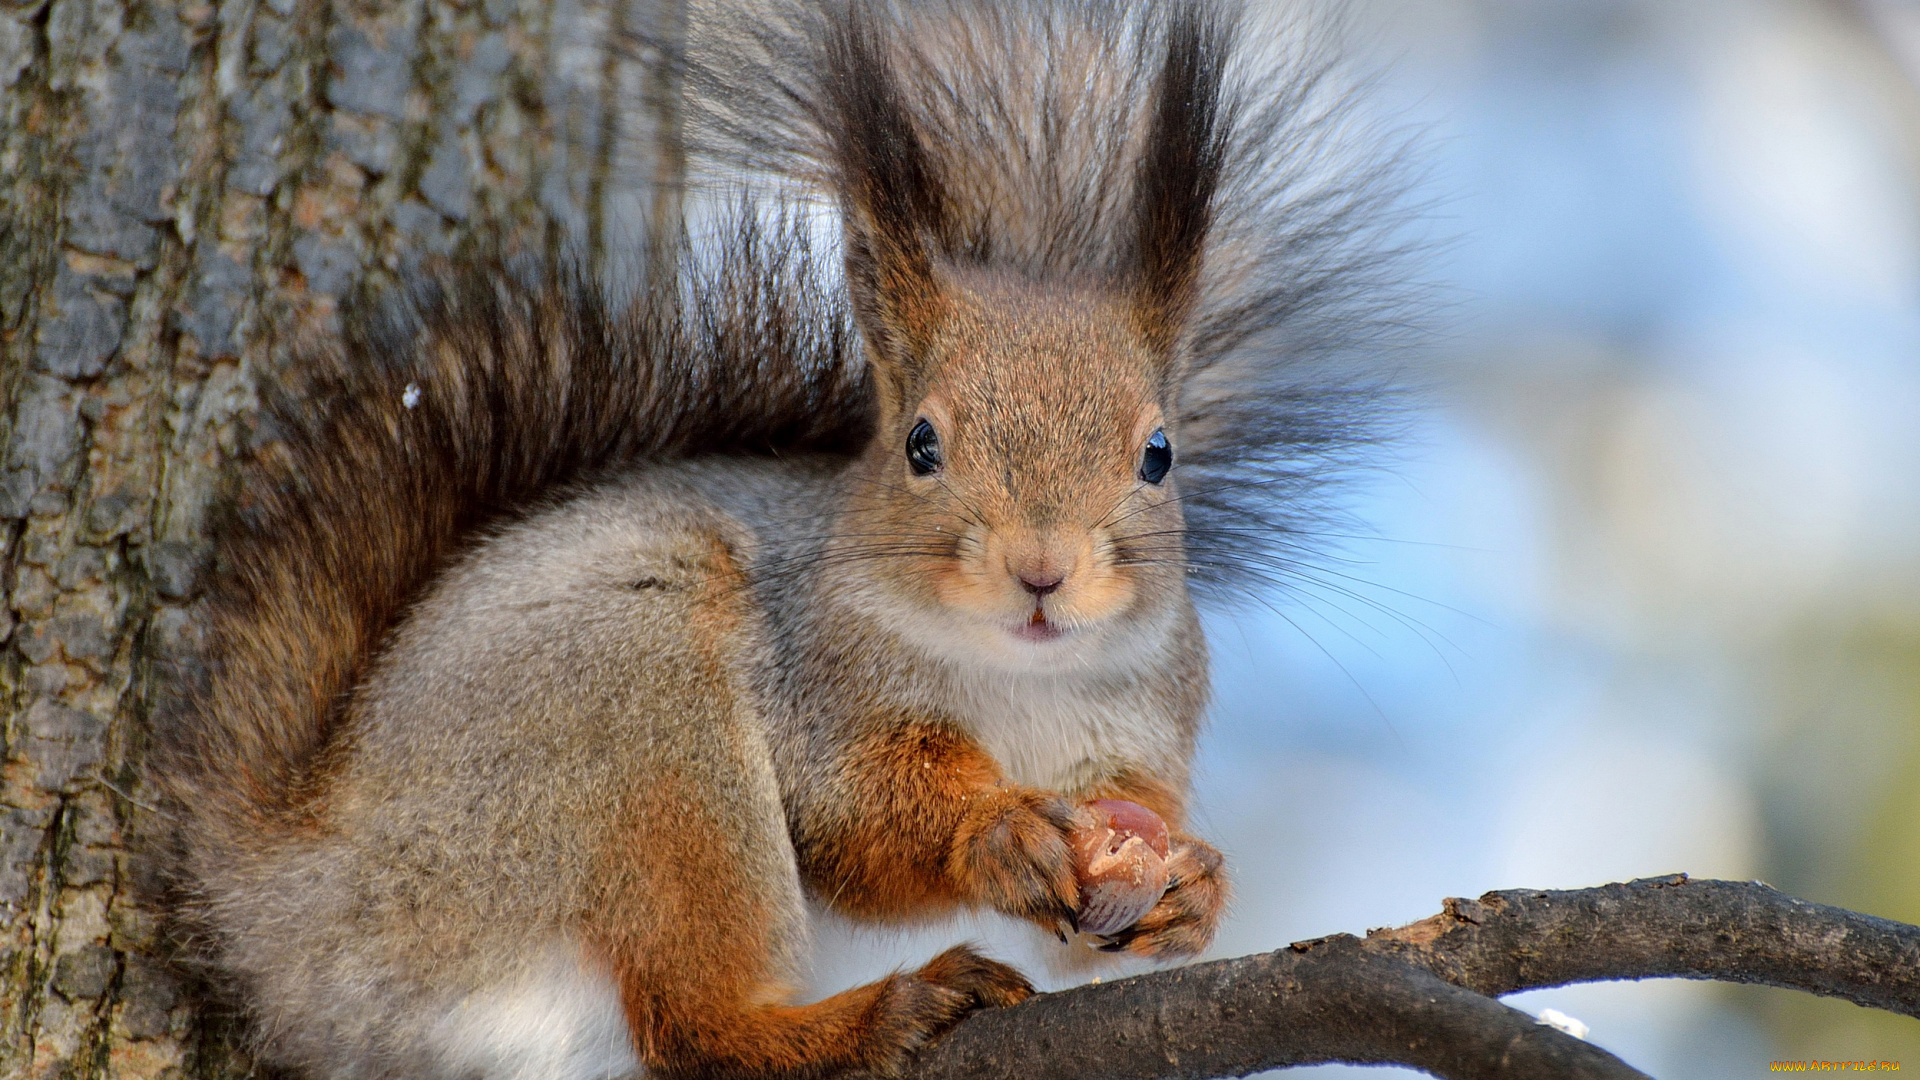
862, 946, 1034, 1076
948, 785, 1081, 937
1093, 837, 1227, 959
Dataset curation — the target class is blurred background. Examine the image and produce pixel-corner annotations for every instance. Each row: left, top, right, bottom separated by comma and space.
800, 0, 1920, 1074
1218, 0, 1920, 1072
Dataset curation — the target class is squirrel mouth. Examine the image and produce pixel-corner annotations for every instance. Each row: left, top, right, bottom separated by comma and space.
1014, 607, 1065, 642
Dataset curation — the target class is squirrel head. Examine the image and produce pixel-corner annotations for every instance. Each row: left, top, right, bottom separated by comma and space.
834, 270, 1188, 666
816, 4, 1228, 667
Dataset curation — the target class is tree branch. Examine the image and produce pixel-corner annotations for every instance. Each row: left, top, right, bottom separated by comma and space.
903, 876, 1920, 1080
1365, 873, 1920, 1015
907, 936, 1644, 1080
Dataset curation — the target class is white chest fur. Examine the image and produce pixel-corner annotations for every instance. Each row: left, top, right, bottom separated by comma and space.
951, 671, 1183, 793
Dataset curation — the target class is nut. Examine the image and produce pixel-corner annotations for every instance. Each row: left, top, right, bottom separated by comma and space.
1069, 799, 1172, 937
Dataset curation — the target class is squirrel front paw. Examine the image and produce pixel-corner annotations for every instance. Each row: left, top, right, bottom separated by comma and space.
1094, 836, 1227, 959
947, 785, 1081, 936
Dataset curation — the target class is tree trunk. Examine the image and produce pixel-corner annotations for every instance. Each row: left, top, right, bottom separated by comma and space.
0, 1, 659, 1074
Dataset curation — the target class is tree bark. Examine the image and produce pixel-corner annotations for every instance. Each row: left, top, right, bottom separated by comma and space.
902, 876, 1920, 1080
905, 936, 1647, 1080
0, 0, 647, 1074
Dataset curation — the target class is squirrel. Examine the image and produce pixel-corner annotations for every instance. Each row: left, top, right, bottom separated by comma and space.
155, 1, 1406, 1077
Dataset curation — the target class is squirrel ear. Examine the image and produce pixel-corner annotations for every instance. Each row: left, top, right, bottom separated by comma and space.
1132, 3, 1230, 362
821, 5, 950, 414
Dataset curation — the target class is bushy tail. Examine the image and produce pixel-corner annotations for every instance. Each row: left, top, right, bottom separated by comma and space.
157, 210, 869, 856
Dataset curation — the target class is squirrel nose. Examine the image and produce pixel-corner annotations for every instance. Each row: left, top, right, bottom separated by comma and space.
1019, 572, 1064, 597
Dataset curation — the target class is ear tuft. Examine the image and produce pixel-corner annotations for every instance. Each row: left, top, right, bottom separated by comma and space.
1133, 2, 1232, 358
820, 3, 950, 395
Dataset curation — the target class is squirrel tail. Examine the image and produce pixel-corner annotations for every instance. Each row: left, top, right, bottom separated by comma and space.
157, 208, 869, 858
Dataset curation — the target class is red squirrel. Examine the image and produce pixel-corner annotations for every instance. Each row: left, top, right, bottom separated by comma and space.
156, 1, 1407, 1076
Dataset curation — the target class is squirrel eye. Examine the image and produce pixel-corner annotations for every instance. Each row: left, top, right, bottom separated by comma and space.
1139, 429, 1172, 485
906, 418, 943, 476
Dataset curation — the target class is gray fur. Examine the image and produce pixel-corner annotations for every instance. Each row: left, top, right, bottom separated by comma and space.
207, 473, 802, 1075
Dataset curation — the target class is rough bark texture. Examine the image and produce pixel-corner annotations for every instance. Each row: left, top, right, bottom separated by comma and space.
0, 0, 651, 1074
1364, 874, 1920, 1013
903, 938, 1647, 1080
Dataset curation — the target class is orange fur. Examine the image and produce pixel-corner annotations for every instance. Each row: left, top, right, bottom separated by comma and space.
575, 545, 1036, 1078
792, 723, 1079, 933
592, 775, 1031, 1079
